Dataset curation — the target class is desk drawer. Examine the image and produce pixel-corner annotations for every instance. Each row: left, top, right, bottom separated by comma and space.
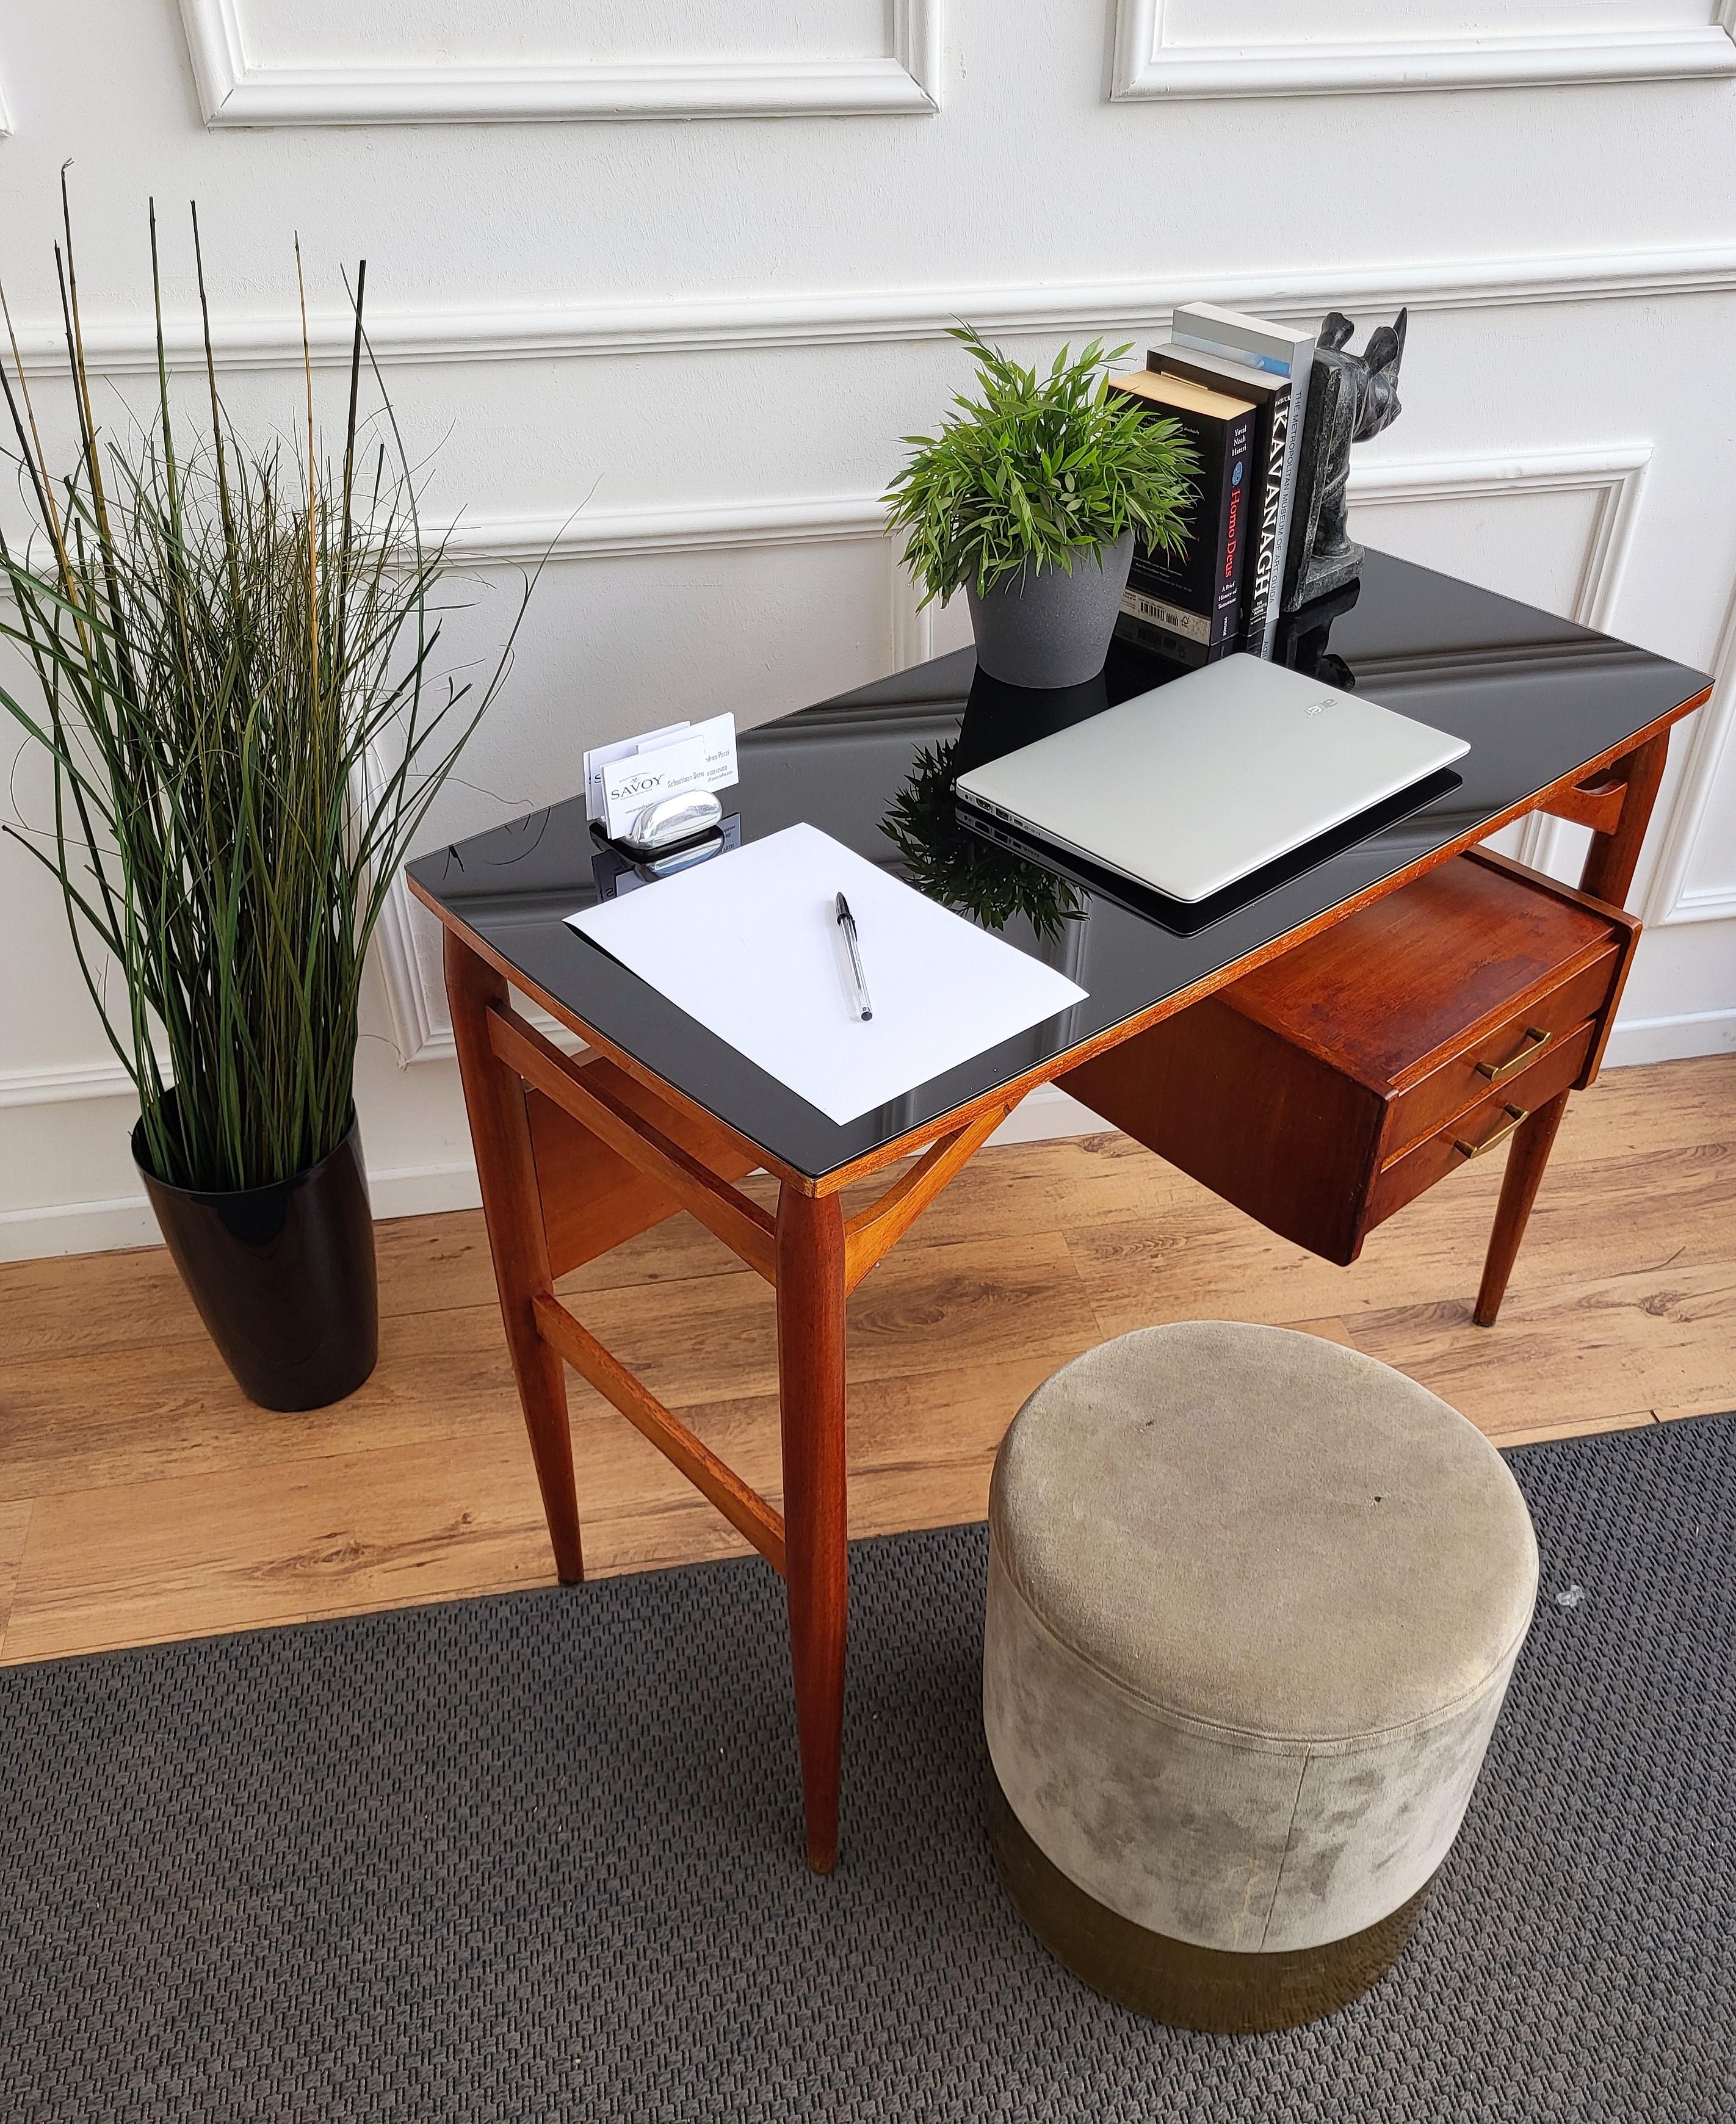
1370, 1017, 1596, 1228
1383, 944, 1622, 1161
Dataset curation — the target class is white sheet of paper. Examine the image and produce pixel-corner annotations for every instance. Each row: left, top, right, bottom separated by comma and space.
565, 823, 1089, 1125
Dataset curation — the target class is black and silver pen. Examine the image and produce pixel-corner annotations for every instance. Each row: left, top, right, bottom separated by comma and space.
834, 892, 873, 1021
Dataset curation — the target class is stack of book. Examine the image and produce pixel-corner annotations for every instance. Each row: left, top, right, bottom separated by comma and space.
1109, 302, 1317, 666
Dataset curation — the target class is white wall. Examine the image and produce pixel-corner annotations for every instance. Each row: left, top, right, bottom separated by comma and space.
2, 1, 1734, 1258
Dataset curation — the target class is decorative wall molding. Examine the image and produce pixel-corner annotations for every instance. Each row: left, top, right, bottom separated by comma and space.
0, 1155, 487, 1262
1643, 565, 1736, 927
1602, 1003, 1736, 1067
1350, 444, 1652, 878
1348, 444, 1651, 634
0, 1083, 1110, 1260
14, 241, 1736, 382
178, 0, 942, 126
1112, 2, 1736, 101
0, 1057, 137, 1110
372, 875, 452, 1069
443, 494, 889, 568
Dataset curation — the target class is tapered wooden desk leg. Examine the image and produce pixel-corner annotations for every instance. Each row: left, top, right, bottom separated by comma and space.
776, 1186, 849, 1875
1475, 1089, 1571, 1328
444, 931, 585, 1584
1580, 729, 1669, 908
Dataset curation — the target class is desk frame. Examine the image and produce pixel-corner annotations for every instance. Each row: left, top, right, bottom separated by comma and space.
411, 702, 1702, 1875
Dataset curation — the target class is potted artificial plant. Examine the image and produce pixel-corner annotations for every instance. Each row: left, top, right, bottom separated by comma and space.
884, 325, 1197, 689
0, 195, 531, 1410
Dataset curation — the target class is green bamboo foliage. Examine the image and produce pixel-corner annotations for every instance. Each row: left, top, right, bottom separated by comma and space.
0, 187, 532, 1192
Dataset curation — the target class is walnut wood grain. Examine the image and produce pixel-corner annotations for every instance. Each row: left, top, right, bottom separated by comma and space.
1062, 992, 1386, 1266
1058, 851, 1638, 1320
527, 1077, 759, 1283
531, 1291, 786, 1573
1216, 848, 1629, 1092
1579, 728, 1671, 906
488, 1005, 777, 1283
1474, 1090, 1573, 1328
1540, 772, 1627, 837
842, 1102, 1011, 1293
1367, 1020, 1596, 1230
775, 1185, 850, 1874
444, 932, 585, 1584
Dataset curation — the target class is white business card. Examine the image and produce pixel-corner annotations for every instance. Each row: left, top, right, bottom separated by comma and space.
599, 712, 738, 837
683, 711, 739, 795
584, 721, 690, 822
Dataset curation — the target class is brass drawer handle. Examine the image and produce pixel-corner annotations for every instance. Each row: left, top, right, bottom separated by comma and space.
1475, 1025, 1552, 1084
1455, 1104, 1528, 1160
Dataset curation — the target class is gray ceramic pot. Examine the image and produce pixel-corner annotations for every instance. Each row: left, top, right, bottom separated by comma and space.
964, 531, 1135, 690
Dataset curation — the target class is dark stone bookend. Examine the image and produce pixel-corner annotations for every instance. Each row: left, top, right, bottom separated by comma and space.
1281, 309, 1408, 616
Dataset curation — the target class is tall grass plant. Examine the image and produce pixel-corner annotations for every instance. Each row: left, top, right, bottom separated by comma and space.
0, 186, 530, 1191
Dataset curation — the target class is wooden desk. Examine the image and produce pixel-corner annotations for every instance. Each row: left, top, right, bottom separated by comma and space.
407, 554, 1709, 1874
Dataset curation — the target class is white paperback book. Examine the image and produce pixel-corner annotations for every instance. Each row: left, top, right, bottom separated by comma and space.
565, 823, 1088, 1125
1171, 301, 1317, 657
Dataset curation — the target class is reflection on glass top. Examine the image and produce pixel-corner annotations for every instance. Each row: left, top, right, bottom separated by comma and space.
408, 551, 1707, 1181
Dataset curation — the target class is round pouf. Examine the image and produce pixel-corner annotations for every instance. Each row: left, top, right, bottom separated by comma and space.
983, 1321, 1538, 2033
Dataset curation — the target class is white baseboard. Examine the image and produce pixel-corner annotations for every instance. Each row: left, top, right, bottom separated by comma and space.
3, 1031, 1725, 1265
0, 1088, 1110, 1262
0, 1158, 486, 1263
986, 1082, 1110, 1146
366, 1159, 485, 1221
1602, 1006, 1736, 1067
0, 1193, 166, 1262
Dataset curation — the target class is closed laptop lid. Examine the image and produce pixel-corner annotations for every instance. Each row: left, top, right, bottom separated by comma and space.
953, 654, 1470, 904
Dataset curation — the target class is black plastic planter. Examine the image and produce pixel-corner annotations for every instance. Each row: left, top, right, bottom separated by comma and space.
132, 1107, 379, 1411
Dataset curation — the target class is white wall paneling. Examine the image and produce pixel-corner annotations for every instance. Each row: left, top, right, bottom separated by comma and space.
177, 0, 944, 125
1348, 447, 1651, 634
1348, 447, 1652, 876
1112, 1, 1736, 100
15, 245, 1736, 383
0, 1058, 138, 1111
1643, 576, 1736, 927
371, 495, 899, 1067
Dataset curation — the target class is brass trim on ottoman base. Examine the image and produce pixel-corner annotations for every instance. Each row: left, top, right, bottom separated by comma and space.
986, 1768, 1434, 2034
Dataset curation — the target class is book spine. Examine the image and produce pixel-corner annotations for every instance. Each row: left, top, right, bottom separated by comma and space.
1170, 330, 1316, 652
1209, 408, 1257, 646
1146, 347, 1288, 657
1242, 386, 1287, 653
1111, 612, 1224, 669
1260, 338, 1314, 651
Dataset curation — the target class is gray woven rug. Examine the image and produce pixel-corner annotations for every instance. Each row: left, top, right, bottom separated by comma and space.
4, 1416, 1734, 2122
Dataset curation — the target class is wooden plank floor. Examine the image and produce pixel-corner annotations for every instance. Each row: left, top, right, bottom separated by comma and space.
1, 1053, 1731, 1667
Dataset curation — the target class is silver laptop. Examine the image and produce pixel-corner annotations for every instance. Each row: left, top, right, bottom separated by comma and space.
953, 654, 1469, 905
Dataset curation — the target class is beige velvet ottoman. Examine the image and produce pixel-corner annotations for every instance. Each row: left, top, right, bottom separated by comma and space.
983, 1321, 1538, 2032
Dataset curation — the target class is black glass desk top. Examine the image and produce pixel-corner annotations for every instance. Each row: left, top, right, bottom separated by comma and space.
408, 551, 1709, 1183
